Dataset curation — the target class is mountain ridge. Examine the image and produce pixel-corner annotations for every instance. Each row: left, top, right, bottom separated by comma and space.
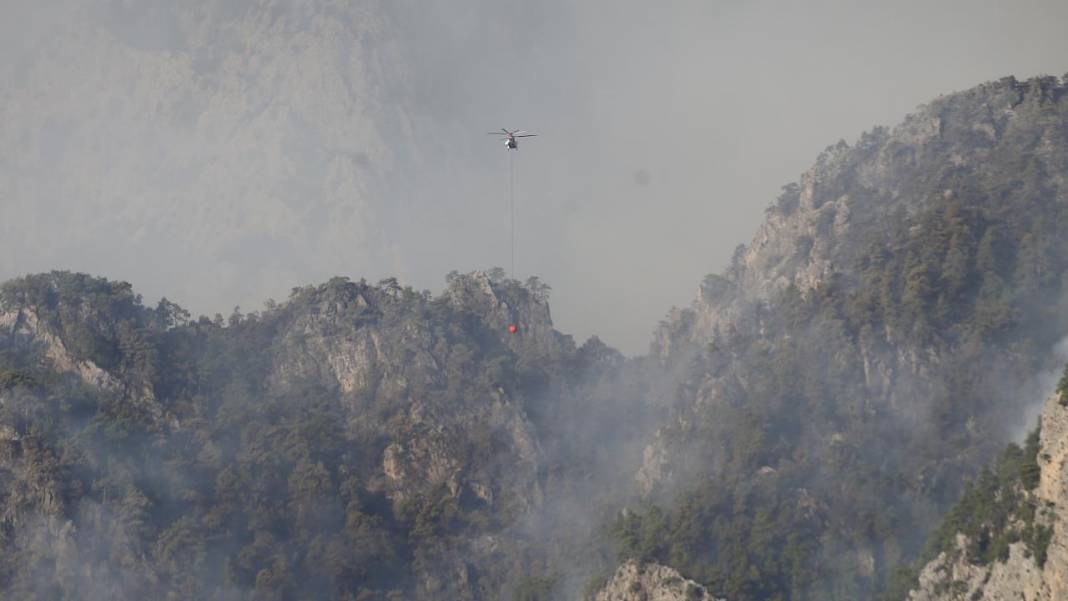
625, 72, 1068, 601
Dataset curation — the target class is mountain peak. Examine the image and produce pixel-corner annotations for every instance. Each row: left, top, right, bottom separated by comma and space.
653, 74, 1068, 358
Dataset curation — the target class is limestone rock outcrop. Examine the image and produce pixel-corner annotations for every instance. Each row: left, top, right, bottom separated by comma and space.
595, 560, 724, 601
908, 389, 1068, 601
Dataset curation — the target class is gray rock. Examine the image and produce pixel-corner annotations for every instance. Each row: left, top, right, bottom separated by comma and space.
595, 560, 724, 601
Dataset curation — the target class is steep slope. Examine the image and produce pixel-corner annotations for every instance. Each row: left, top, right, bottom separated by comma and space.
622, 75, 1068, 601
0, 270, 621, 600
900, 372, 1068, 601
656, 74, 1068, 357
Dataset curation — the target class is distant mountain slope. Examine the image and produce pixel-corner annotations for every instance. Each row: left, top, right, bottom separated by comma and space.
0, 1, 414, 312
623, 75, 1068, 601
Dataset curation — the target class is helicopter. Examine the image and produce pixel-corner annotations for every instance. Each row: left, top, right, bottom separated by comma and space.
488, 128, 536, 150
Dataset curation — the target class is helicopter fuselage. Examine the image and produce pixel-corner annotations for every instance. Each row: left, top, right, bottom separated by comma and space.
489, 129, 532, 150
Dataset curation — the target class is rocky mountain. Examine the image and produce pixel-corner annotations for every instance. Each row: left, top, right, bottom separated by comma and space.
621, 74, 1068, 601
655, 74, 1068, 356
0, 270, 634, 600
902, 376, 1068, 601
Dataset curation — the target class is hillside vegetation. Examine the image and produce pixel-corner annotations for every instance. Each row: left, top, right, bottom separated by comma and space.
0, 270, 643, 600
617, 75, 1068, 601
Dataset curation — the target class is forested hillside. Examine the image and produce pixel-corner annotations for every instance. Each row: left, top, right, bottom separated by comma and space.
0, 270, 649, 600
617, 75, 1068, 601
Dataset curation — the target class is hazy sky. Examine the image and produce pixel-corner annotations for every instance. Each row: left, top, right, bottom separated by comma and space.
3, 0, 1068, 353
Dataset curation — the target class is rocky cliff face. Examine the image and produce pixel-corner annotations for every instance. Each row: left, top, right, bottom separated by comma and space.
659, 75, 1068, 357
626, 75, 1068, 601
0, 307, 120, 392
646, 75, 1068, 489
0, 275, 162, 418
906, 385, 1068, 601
267, 272, 554, 516
595, 560, 724, 601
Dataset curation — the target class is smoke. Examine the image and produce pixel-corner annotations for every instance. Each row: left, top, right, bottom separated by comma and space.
1007, 335, 1068, 443
5, 6, 1068, 596
5, 0, 1068, 353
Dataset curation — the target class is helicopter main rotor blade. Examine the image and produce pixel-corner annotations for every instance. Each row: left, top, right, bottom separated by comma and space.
515, 134, 537, 138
